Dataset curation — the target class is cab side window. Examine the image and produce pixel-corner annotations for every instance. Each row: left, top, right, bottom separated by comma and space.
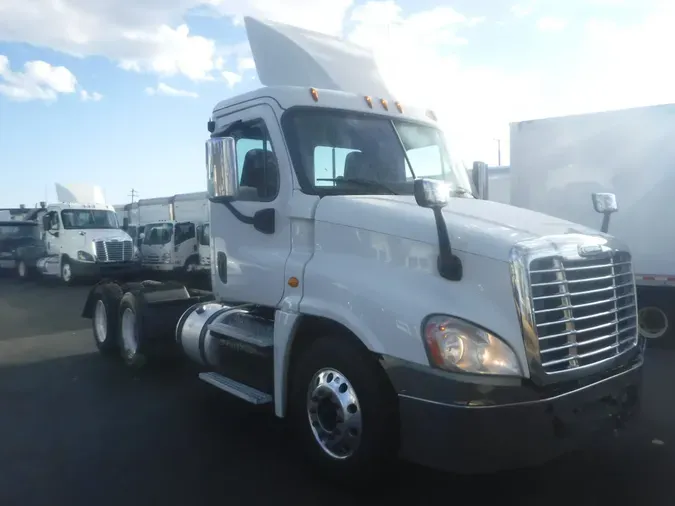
175, 223, 195, 245
224, 120, 280, 202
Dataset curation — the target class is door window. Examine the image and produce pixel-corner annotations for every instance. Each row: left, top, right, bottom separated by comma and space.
223, 120, 280, 202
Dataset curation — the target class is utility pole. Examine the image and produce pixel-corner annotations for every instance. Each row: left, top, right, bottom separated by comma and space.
494, 138, 502, 166
129, 188, 139, 203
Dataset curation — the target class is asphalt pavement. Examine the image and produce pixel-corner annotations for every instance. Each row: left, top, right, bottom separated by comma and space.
0, 274, 673, 506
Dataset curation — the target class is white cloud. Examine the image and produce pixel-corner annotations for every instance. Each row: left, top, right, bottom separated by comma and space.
222, 70, 242, 87
536, 17, 568, 31
0, 1, 217, 81
206, 0, 353, 36
0, 55, 78, 101
345, 1, 540, 163
145, 82, 199, 98
511, 3, 535, 17
80, 90, 103, 102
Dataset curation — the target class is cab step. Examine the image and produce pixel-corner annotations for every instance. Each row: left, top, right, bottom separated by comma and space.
208, 321, 274, 348
198, 372, 273, 405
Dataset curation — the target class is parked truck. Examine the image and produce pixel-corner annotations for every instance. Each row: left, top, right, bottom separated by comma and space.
478, 105, 675, 349
81, 17, 644, 480
136, 192, 208, 274
27, 184, 140, 284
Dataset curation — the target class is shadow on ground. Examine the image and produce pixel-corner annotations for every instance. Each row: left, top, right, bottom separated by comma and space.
0, 349, 672, 506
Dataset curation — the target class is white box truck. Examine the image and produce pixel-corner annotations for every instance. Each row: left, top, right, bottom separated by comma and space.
503, 104, 675, 348
138, 192, 207, 273
81, 17, 644, 482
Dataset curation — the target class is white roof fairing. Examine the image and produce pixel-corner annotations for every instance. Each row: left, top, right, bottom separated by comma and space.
244, 16, 392, 98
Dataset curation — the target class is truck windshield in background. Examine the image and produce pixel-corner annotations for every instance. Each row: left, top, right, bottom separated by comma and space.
144, 223, 173, 246
282, 109, 473, 196
0, 223, 39, 240
61, 210, 119, 230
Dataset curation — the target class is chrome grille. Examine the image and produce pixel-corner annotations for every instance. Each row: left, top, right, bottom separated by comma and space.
529, 251, 637, 374
95, 240, 133, 262
144, 254, 161, 264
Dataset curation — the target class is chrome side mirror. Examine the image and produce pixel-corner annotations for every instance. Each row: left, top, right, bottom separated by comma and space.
591, 192, 618, 233
413, 178, 450, 208
472, 161, 489, 200
206, 137, 239, 201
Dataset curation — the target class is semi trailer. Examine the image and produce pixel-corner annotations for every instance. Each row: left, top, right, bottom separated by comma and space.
82, 16, 644, 480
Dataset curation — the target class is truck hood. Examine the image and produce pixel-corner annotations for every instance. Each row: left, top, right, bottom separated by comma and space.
314, 195, 606, 262
80, 229, 132, 243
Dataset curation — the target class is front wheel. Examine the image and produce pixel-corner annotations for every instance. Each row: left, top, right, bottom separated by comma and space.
61, 260, 76, 286
288, 336, 399, 482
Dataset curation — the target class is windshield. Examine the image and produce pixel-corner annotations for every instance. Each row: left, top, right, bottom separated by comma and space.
61, 210, 119, 230
0, 223, 39, 240
200, 224, 210, 246
282, 109, 473, 196
144, 223, 173, 245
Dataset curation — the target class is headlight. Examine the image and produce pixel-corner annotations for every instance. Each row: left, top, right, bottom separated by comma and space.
422, 315, 523, 376
161, 252, 170, 263
77, 250, 95, 262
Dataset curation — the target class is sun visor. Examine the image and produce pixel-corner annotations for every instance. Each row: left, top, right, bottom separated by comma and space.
55, 183, 107, 205
244, 16, 392, 98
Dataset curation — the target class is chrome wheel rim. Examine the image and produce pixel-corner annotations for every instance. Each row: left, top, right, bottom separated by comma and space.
94, 300, 107, 343
306, 368, 362, 460
62, 263, 72, 283
121, 308, 138, 358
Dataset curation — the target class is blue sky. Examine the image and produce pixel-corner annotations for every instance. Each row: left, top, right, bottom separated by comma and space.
0, 0, 671, 208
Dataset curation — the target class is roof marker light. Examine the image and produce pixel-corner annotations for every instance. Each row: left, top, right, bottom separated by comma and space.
426, 109, 437, 121
395, 101, 403, 113
310, 88, 319, 102
364, 96, 373, 108
380, 98, 389, 111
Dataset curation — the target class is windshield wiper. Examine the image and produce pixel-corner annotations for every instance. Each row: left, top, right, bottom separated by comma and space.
319, 178, 399, 195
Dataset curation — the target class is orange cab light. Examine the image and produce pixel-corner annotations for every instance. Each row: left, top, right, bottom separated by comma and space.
426, 109, 437, 121
310, 88, 319, 102
395, 101, 403, 113
380, 98, 389, 110
364, 95, 373, 108
288, 277, 300, 288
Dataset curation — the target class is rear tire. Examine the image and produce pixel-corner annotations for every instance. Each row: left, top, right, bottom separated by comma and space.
92, 284, 123, 356
118, 292, 147, 368
288, 335, 400, 483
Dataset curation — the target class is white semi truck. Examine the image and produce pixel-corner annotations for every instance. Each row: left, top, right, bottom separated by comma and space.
27, 185, 140, 284
81, 17, 644, 480
136, 192, 208, 273
479, 105, 675, 349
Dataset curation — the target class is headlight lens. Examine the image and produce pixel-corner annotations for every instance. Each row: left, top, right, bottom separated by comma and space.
422, 315, 523, 376
77, 250, 95, 262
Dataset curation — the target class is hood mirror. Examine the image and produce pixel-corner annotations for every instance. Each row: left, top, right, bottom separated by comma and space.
413, 179, 450, 208
591, 192, 618, 233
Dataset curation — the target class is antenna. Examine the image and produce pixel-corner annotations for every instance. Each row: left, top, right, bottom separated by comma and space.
129, 188, 139, 203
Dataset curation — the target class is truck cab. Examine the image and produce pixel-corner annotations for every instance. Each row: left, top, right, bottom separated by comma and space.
138, 193, 206, 273
37, 201, 140, 284
82, 16, 644, 481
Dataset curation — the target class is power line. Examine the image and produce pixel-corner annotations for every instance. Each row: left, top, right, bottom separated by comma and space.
129, 188, 139, 203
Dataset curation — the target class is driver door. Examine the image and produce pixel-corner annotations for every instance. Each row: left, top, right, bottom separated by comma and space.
209, 103, 292, 307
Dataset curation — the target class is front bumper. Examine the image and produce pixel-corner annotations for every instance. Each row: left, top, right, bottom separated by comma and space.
71, 259, 142, 279
0, 258, 16, 269
383, 350, 643, 474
